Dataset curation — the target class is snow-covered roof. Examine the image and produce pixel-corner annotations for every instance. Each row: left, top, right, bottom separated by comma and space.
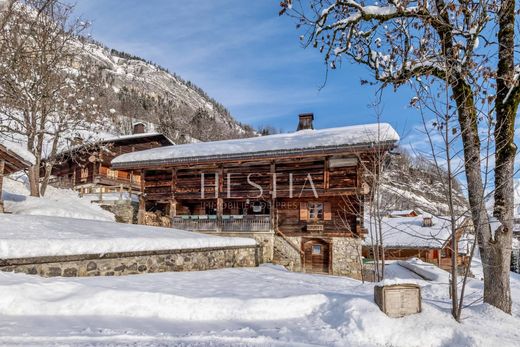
100, 132, 173, 144
364, 215, 468, 249
386, 210, 420, 217
0, 139, 36, 167
54, 132, 174, 159
112, 123, 399, 168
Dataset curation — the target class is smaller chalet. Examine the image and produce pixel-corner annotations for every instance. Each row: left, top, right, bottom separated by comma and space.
363, 214, 471, 271
0, 140, 35, 212
48, 123, 173, 199
386, 209, 420, 218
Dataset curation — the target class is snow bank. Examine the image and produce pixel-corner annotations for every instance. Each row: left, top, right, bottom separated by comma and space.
2, 176, 114, 221
397, 258, 450, 282
0, 270, 326, 321
0, 213, 256, 259
375, 278, 420, 287
0, 264, 519, 346
113, 123, 400, 165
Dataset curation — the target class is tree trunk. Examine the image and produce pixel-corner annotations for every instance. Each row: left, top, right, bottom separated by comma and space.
452, 80, 499, 311
40, 162, 52, 197
486, 0, 517, 314
28, 165, 40, 197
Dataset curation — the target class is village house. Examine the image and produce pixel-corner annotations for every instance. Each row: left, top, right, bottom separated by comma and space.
0, 141, 35, 213
386, 209, 420, 218
111, 114, 400, 278
363, 213, 471, 271
48, 123, 173, 201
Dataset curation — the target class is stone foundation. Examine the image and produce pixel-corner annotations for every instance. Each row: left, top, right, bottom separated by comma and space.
273, 235, 303, 272
330, 237, 363, 279
143, 211, 171, 227
204, 232, 274, 263
272, 235, 363, 278
0, 245, 259, 277
100, 201, 137, 224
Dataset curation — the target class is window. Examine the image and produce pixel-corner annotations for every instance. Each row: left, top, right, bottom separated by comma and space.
80, 167, 89, 179
107, 168, 118, 179
308, 202, 324, 220
312, 245, 321, 255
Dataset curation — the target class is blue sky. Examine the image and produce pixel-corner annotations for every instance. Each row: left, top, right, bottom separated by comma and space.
74, 0, 419, 144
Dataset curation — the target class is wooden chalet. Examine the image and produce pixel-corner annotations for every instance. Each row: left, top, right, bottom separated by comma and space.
363, 214, 471, 271
0, 141, 35, 213
48, 123, 173, 199
111, 114, 400, 277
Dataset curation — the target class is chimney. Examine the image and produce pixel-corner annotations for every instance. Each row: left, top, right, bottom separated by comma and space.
297, 113, 314, 131
133, 122, 146, 134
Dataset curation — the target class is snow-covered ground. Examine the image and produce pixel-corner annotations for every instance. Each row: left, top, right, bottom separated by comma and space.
1, 175, 254, 259
0, 262, 518, 346
2, 175, 114, 221
0, 213, 256, 259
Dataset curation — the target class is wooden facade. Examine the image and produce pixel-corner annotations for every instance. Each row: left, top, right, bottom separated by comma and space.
111, 116, 400, 275
0, 143, 34, 213
116, 150, 394, 274
48, 133, 172, 198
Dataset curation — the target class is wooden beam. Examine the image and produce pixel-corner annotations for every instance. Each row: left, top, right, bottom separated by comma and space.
324, 157, 330, 190
170, 168, 177, 219
137, 169, 146, 225
270, 161, 276, 230
216, 166, 223, 219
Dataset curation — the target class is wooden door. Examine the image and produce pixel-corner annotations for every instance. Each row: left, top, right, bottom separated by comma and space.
303, 239, 330, 274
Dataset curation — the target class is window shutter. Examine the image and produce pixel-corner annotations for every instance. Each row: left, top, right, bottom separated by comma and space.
324, 202, 332, 221
300, 202, 309, 221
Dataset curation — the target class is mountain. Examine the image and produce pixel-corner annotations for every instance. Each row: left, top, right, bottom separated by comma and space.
76, 37, 255, 143
380, 151, 468, 215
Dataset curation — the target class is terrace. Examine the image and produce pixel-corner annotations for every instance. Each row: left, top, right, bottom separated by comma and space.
172, 214, 272, 233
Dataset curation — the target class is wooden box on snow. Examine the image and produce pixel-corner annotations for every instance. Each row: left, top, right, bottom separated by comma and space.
374, 283, 421, 318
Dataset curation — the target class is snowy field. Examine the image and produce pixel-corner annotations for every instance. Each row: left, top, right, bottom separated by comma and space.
0, 214, 256, 259
1, 177, 255, 259
2, 176, 114, 221
0, 262, 519, 346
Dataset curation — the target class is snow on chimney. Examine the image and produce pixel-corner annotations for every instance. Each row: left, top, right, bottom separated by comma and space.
297, 113, 314, 131
133, 122, 146, 134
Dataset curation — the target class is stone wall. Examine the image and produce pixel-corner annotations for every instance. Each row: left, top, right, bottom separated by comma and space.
209, 232, 274, 263
0, 245, 259, 277
100, 201, 137, 224
273, 235, 302, 272
272, 235, 363, 279
330, 237, 363, 279
143, 211, 171, 227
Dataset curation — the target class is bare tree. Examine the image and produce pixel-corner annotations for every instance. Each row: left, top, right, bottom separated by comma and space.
282, 0, 518, 314
0, 0, 102, 196
336, 108, 401, 282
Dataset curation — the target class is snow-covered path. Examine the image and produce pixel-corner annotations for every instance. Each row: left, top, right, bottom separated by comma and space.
0, 264, 519, 346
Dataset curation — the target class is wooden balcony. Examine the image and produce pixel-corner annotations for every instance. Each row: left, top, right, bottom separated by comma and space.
172, 214, 272, 233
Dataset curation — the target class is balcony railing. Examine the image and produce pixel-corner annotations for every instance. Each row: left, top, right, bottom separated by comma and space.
172, 214, 272, 232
